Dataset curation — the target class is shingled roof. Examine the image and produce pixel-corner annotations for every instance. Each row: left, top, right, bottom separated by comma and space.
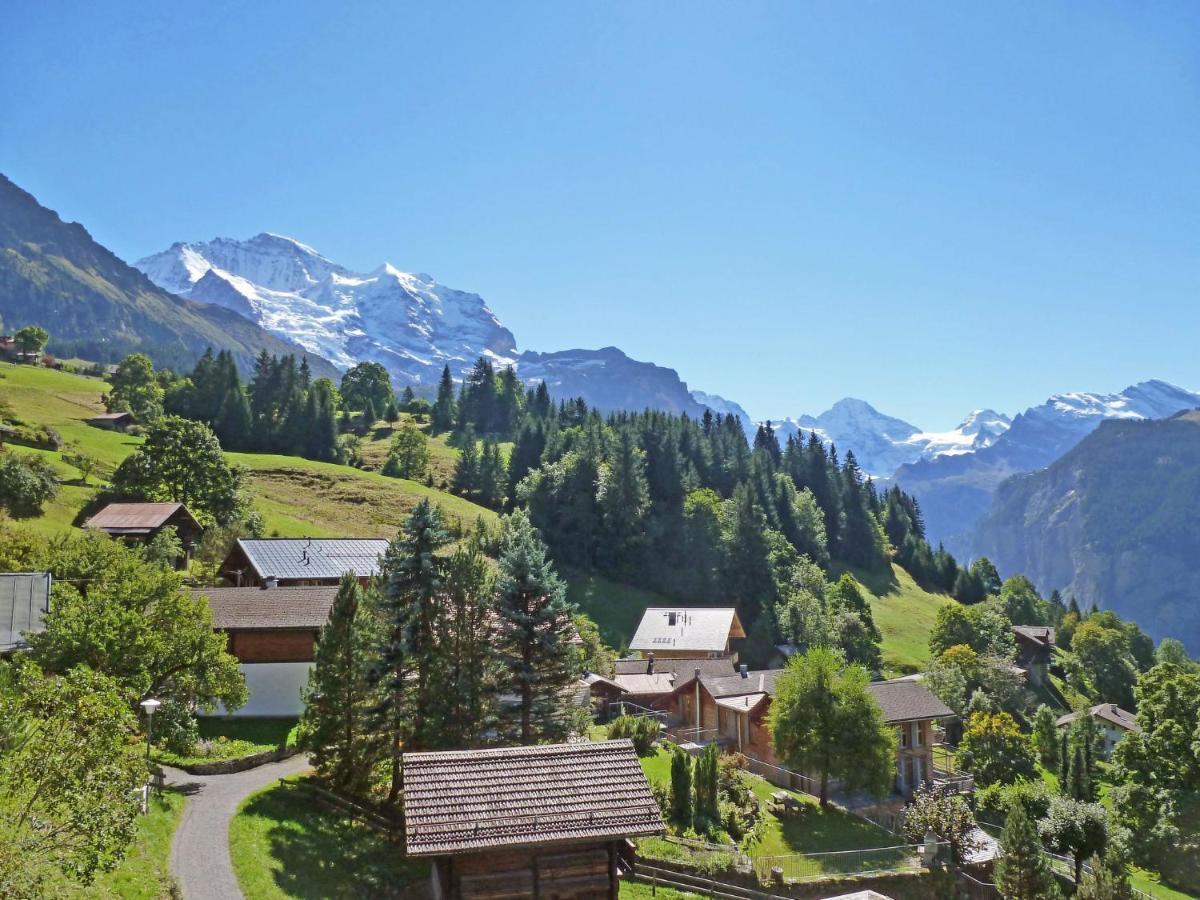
1057, 703, 1140, 733
233, 538, 389, 582
85, 502, 197, 535
196, 586, 338, 630
402, 739, 664, 857
866, 678, 955, 724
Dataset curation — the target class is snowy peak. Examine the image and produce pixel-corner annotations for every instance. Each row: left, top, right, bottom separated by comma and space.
136, 236, 516, 383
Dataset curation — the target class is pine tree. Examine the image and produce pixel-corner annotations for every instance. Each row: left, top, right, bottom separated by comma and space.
297, 575, 383, 796
597, 428, 650, 571
431, 365, 456, 433
436, 542, 496, 747
1033, 704, 1060, 769
453, 425, 479, 498
384, 397, 399, 423
694, 742, 721, 824
995, 800, 1060, 899
670, 746, 693, 827
371, 500, 451, 803
494, 509, 581, 744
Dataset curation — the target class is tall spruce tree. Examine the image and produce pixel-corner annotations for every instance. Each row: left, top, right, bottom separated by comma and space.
494, 509, 581, 744
995, 800, 1060, 899
431, 365, 456, 433
298, 575, 383, 796
371, 500, 451, 803
436, 542, 496, 747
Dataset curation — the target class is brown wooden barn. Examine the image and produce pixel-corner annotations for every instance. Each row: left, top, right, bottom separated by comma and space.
85, 502, 203, 566
402, 740, 664, 899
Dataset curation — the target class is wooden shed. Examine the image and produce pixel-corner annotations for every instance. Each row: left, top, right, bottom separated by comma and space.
85, 502, 203, 566
402, 740, 665, 899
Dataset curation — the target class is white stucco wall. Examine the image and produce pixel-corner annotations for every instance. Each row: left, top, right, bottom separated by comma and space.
201, 662, 312, 717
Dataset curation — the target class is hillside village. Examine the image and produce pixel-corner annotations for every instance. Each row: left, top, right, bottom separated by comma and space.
0, 339, 1197, 900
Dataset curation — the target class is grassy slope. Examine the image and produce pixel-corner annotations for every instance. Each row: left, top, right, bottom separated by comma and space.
838, 563, 956, 675
41, 790, 185, 899
0, 362, 498, 539
229, 780, 425, 900
566, 572, 677, 653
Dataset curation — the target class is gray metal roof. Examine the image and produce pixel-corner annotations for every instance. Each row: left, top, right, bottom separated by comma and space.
0, 573, 51, 652
235, 538, 389, 582
628, 607, 742, 652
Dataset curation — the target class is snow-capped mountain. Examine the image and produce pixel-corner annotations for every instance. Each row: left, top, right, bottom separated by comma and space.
765, 399, 1011, 477
895, 379, 1200, 556
137, 234, 517, 384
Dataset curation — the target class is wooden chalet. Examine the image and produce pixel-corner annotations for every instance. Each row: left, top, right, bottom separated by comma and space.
85, 502, 203, 566
1057, 703, 1140, 759
197, 584, 338, 716
667, 668, 957, 799
219, 537, 389, 587
402, 740, 664, 899
1011, 625, 1056, 686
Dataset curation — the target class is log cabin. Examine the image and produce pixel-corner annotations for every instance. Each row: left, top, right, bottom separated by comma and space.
402, 740, 665, 899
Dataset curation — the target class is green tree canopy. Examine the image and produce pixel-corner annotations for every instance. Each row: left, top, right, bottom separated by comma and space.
958, 711, 1036, 787
27, 533, 246, 713
768, 647, 895, 807
381, 424, 429, 480
12, 325, 49, 357
995, 799, 1061, 899
0, 659, 145, 893
110, 416, 245, 525
108, 353, 164, 422
339, 361, 394, 413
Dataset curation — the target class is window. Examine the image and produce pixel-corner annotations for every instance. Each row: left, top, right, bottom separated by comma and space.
911, 722, 922, 748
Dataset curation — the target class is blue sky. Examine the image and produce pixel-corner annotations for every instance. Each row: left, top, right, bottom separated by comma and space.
5, 3, 1200, 426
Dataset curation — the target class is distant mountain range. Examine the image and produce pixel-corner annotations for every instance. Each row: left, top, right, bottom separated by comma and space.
0, 176, 338, 379
974, 411, 1200, 654
892, 380, 1200, 557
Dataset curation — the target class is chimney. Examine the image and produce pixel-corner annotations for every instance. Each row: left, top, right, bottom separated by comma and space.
264, 576, 278, 590
646, 652, 655, 675
740, 663, 748, 678
668, 611, 677, 627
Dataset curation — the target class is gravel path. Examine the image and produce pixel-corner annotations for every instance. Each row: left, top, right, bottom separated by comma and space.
165, 754, 312, 900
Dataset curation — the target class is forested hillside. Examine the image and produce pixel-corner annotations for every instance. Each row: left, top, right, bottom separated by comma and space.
975, 411, 1200, 655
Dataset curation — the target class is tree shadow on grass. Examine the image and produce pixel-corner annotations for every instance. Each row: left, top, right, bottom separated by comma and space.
242, 785, 427, 899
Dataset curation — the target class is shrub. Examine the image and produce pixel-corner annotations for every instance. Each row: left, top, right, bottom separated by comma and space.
607, 715, 660, 756
0, 453, 58, 516
977, 778, 1051, 824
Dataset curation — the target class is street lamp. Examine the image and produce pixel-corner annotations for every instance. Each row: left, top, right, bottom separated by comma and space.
140, 697, 161, 760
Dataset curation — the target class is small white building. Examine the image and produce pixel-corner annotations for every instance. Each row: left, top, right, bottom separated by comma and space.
1057, 703, 1140, 758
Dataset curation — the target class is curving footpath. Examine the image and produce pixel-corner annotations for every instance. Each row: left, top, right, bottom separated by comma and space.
165, 754, 312, 900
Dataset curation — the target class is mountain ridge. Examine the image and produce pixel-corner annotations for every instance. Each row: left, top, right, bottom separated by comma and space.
0, 175, 339, 379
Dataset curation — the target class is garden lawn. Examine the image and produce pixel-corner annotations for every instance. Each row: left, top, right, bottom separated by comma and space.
745, 779, 908, 873
230, 780, 426, 900
639, 746, 673, 790
153, 717, 297, 768
620, 882, 702, 898
836, 563, 955, 675
42, 790, 184, 899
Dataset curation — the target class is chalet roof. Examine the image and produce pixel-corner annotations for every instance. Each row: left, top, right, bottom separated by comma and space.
232, 538, 389, 582
629, 607, 743, 653
1057, 703, 1140, 733
701, 669, 785, 700
87, 411, 134, 423
402, 739, 664, 856
613, 673, 677, 695
866, 678, 955, 724
195, 586, 338, 630
715, 692, 770, 714
1012, 625, 1056, 648
0, 573, 51, 652
582, 672, 626, 694
613, 656, 735, 679
85, 502, 196, 535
